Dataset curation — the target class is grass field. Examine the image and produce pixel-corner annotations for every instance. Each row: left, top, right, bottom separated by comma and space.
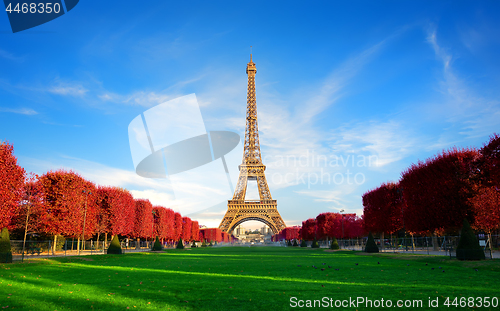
1, 246, 499, 310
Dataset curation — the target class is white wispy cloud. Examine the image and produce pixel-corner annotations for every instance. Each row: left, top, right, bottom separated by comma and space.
0, 107, 38, 115
426, 27, 500, 139
0, 48, 23, 62
49, 82, 88, 97
328, 120, 418, 168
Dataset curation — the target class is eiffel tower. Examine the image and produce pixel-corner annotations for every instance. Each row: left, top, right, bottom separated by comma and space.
219, 54, 286, 234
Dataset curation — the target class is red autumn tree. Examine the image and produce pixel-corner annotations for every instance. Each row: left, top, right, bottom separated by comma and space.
362, 182, 403, 235
470, 134, 500, 234
0, 142, 25, 230
315, 213, 336, 240
152, 206, 169, 240
400, 147, 478, 235
14, 173, 45, 237
300, 218, 317, 240
96, 186, 135, 238
342, 213, 365, 238
173, 212, 183, 240
199, 228, 222, 242
470, 186, 500, 233
182, 217, 192, 241
476, 133, 500, 188
37, 170, 98, 239
280, 227, 300, 240
132, 199, 153, 239
163, 208, 175, 241
191, 221, 199, 241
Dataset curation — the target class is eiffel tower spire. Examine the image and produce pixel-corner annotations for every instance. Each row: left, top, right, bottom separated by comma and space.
218, 54, 286, 234
243, 53, 262, 165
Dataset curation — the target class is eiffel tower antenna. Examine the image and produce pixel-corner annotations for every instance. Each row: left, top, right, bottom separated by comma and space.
219, 54, 286, 234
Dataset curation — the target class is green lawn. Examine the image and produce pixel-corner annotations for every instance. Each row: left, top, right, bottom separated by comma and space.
1, 247, 499, 310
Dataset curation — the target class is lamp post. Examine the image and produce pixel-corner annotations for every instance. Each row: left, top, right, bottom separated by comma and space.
151, 210, 156, 247
340, 209, 344, 238
79, 189, 90, 255
340, 209, 344, 248
21, 186, 33, 262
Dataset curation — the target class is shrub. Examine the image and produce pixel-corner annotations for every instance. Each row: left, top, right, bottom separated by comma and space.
300, 240, 307, 247
287, 240, 293, 247
176, 238, 184, 249
209, 241, 213, 247
311, 239, 320, 248
330, 237, 340, 250
292, 239, 298, 247
0, 228, 12, 263
365, 232, 379, 253
201, 240, 207, 247
456, 219, 485, 261
107, 235, 123, 254
191, 241, 197, 248
152, 236, 163, 251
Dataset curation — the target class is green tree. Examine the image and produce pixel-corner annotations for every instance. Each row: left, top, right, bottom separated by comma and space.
0, 228, 12, 263
365, 232, 379, 253
107, 235, 123, 254
152, 236, 163, 251
176, 238, 185, 249
330, 237, 340, 250
456, 219, 485, 260
300, 240, 307, 247
311, 239, 320, 248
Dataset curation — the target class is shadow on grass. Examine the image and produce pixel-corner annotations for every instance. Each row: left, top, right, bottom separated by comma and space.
1, 247, 499, 310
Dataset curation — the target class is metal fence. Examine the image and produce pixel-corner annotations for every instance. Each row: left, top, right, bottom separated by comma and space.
282, 235, 499, 259
9, 239, 172, 261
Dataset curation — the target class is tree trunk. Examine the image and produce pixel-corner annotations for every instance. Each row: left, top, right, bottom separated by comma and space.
432, 234, 439, 251
380, 232, 385, 251
104, 233, 108, 249
77, 237, 80, 254
53, 235, 57, 255
136, 238, 140, 250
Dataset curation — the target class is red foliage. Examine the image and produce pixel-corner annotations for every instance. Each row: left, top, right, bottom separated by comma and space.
477, 133, 500, 187
470, 186, 500, 233
222, 232, 230, 243
152, 206, 169, 239
362, 182, 403, 234
342, 213, 365, 238
0, 142, 25, 229
37, 170, 98, 238
278, 227, 300, 241
191, 221, 199, 241
300, 218, 317, 240
13, 173, 45, 234
96, 186, 135, 237
199, 228, 222, 242
400, 148, 478, 235
132, 199, 153, 239
163, 208, 175, 240
182, 217, 192, 241
173, 212, 183, 240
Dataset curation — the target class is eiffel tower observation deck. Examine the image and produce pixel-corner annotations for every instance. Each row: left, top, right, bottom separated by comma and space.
219, 55, 286, 234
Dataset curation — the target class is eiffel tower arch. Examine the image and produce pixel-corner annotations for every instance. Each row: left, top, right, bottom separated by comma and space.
219, 55, 286, 234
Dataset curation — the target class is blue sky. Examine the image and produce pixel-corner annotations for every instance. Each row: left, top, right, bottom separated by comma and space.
1, 1, 499, 229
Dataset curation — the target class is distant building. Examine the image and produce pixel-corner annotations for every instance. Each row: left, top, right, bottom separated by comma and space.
235, 225, 246, 236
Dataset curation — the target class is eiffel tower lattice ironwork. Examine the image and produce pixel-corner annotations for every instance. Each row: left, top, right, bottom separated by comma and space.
219, 55, 286, 234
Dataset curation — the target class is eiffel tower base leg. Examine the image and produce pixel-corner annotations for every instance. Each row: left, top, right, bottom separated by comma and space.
219, 200, 286, 234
